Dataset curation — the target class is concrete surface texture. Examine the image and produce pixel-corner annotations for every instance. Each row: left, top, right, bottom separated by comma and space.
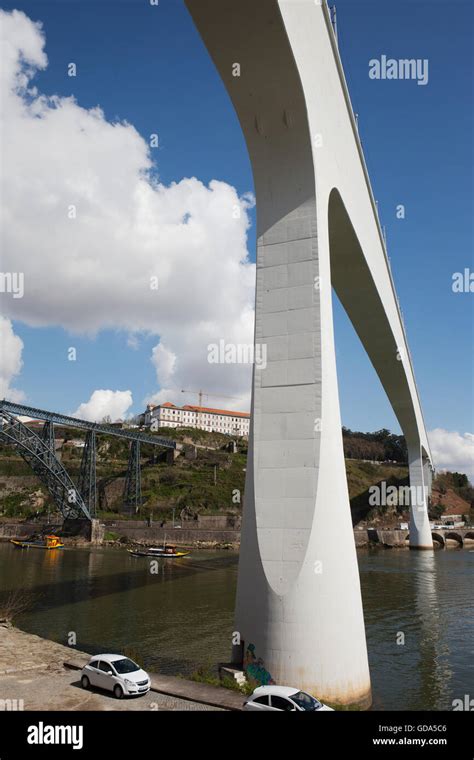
185, 0, 435, 708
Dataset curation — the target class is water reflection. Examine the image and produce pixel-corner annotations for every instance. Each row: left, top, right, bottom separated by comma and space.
356, 548, 472, 710
412, 551, 451, 709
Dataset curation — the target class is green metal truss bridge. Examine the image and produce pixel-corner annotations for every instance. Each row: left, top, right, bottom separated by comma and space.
0, 400, 176, 521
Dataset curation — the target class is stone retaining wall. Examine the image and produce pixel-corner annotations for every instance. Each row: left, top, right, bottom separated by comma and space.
106, 524, 240, 546
1, 520, 471, 548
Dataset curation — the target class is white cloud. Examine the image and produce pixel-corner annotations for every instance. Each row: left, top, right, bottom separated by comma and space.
428, 429, 474, 482
146, 312, 255, 412
126, 335, 139, 351
72, 389, 133, 422
0, 9, 256, 410
0, 317, 25, 402
0, 9, 47, 94
151, 343, 177, 387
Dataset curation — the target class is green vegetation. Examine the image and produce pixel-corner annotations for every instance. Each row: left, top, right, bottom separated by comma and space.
189, 665, 254, 695
0, 426, 247, 519
431, 471, 474, 522
0, 489, 45, 519
0, 491, 28, 517
429, 503, 444, 520
0, 458, 33, 476
324, 700, 362, 711
342, 427, 407, 463
433, 471, 474, 505
189, 665, 220, 687
138, 449, 247, 518
1, 424, 472, 523
146, 426, 240, 448
122, 647, 146, 669
345, 460, 409, 524
103, 531, 120, 541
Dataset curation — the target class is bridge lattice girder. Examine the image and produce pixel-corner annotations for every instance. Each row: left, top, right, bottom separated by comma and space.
0, 410, 91, 520
0, 399, 175, 449
123, 440, 142, 511
77, 430, 97, 517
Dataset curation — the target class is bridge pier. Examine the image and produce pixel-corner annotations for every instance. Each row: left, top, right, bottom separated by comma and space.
41, 421, 55, 466
407, 441, 433, 549
423, 457, 434, 498
123, 441, 142, 512
186, 0, 435, 708
77, 431, 97, 517
187, 0, 372, 709
62, 517, 104, 544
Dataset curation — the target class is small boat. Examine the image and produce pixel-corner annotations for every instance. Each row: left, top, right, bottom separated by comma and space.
10, 534, 64, 550
128, 544, 190, 559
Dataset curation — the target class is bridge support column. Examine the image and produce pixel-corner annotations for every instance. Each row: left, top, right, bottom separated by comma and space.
186, 0, 371, 710
123, 441, 142, 512
41, 421, 55, 466
423, 457, 434, 498
186, 0, 432, 708
407, 441, 433, 549
231, 205, 372, 709
77, 431, 97, 517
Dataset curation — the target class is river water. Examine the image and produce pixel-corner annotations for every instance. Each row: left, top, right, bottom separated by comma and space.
0, 542, 471, 710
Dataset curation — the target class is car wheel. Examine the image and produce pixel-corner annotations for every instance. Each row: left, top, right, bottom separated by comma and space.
114, 684, 124, 699
81, 676, 90, 690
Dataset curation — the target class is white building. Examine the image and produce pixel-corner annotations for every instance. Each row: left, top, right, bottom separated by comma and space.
144, 402, 250, 438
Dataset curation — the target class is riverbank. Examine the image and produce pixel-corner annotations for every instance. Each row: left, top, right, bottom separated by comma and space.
0, 518, 240, 550
1, 518, 473, 550
0, 623, 243, 711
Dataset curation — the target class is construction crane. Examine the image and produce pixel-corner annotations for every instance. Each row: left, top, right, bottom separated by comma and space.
180, 389, 241, 408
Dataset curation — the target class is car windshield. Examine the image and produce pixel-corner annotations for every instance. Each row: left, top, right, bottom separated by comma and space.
112, 658, 140, 674
291, 691, 322, 711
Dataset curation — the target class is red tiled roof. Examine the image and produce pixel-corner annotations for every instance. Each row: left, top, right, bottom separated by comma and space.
180, 404, 249, 419
155, 401, 249, 418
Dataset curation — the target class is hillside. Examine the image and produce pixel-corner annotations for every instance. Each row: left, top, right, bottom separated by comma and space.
429, 471, 474, 520
0, 426, 472, 525
345, 460, 409, 526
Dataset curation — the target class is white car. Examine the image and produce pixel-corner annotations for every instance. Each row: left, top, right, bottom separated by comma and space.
80, 654, 150, 698
244, 685, 334, 712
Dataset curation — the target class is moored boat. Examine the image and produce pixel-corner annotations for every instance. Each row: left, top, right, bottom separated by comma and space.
128, 544, 190, 559
10, 534, 64, 550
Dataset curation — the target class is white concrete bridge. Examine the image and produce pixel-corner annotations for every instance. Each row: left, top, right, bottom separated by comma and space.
185, 0, 434, 708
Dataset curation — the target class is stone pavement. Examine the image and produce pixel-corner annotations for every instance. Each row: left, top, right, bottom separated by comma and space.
0, 668, 223, 711
0, 624, 243, 711
0, 624, 70, 676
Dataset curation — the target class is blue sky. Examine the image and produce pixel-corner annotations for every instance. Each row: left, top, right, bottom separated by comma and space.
1, 0, 473, 446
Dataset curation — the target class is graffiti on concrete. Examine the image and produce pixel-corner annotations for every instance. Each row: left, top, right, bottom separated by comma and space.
244, 643, 275, 686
